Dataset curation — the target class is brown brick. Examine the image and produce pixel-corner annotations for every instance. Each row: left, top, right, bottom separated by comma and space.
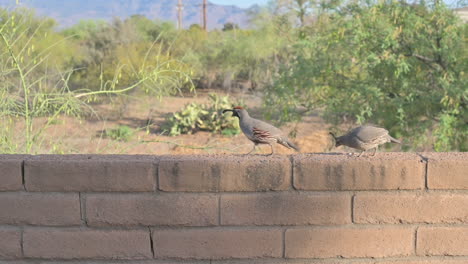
30, 261, 229, 264
417, 227, 468, 256
354, 193, 468, 224
211, 261, 468, 264
0, 262, 212, 264
0, 193, 81, 226
86, 193, 218, 226
285, 227, 414, 258
294, 153, 425, 190
0, 228, 21, 259
0, 260, 465, 264
25, 155, 156, 192
221, 193, 351, 225
425, 152, 468, 190
377, 261, 468, 264
24, 229, 152, 259
0, 257, 467, 264
0, 260, 462, 264
0, 155, 26, 191
152, 228, 282, 259
0, 262, 210, 264
159, 155, 291, 192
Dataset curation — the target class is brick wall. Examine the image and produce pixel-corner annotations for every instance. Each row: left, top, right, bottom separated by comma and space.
0, 153, 467, 264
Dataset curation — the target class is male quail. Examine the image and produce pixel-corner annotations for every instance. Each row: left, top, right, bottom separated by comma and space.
330, 125, 401, 156
223, 106, 299, 155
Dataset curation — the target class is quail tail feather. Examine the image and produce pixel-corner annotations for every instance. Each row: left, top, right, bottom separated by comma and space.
278, 138, 300, 152
389, 136, 401, 144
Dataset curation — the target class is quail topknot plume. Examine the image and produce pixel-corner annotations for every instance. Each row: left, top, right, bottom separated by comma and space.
330, 125, 401, 157
223, 106, 300, 155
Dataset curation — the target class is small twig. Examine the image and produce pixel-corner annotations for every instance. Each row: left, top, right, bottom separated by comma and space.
412, 54, 435, 63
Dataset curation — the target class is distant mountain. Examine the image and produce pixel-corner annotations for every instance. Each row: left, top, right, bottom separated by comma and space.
0, 0, 259, 29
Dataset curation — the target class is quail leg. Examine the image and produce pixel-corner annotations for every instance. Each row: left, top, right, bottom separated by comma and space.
246, 144, 257, 155
267, 144, 274, 156
371, 147, 378, 156
357, 150, 366, 157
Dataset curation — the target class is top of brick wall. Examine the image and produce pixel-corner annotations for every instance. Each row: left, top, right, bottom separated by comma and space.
0, 153, 466, 192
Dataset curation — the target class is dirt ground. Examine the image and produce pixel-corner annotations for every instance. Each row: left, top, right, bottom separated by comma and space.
20, 90, 335, 155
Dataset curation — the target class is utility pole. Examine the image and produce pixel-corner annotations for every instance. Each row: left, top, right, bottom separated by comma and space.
202, 0, 207, 31
177, 0, 183, 30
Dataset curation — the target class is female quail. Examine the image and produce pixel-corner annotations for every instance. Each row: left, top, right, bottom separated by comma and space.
330, 125, 401, 156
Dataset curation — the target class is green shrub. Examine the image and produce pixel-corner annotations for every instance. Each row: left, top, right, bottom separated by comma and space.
165, 93, 242, 136
0, 8, 193, 153
264, 1, 467, 151
221, 128, 240, 136
105, 125, 134, 141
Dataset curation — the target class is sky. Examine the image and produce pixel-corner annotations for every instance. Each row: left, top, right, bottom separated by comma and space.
210, 0, 270, 8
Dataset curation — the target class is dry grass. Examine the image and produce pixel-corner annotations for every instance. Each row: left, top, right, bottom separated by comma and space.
5, 91, 332, 155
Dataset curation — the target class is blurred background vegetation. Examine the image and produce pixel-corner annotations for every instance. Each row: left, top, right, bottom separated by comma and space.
0, 0, 466, 154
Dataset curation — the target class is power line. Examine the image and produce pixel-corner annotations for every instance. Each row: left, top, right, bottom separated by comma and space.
203, 0, 207, 31
176, 0, 214, 30
177, 0, 183, 30
184, 3, 214, 7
